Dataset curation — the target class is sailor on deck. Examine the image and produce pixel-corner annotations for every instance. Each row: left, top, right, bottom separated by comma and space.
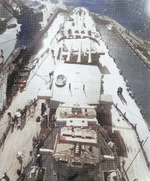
117, 87, 123, 95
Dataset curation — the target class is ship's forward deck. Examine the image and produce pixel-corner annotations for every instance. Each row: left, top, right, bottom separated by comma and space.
50, 63, 101, 105
0, 5, 150, 181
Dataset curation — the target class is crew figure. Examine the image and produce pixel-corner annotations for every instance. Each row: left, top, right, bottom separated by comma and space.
15, 110, 22, 129
16, 151, 24, 164
7, 112, 15, 129
36, 154, 42, 167
1, 172, 10, 181
117, 87, 123, 95
41, 103, 46, 116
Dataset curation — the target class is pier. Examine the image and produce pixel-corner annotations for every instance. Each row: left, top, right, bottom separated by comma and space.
0, 7, 69, 113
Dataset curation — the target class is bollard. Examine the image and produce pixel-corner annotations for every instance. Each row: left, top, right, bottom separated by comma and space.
123, 77, 126, 81
132, 93, 135, 99
126, 81, 130, 88
119, 70, 122, 75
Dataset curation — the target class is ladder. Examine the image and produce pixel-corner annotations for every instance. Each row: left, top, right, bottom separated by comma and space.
36, 123, 55, 147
